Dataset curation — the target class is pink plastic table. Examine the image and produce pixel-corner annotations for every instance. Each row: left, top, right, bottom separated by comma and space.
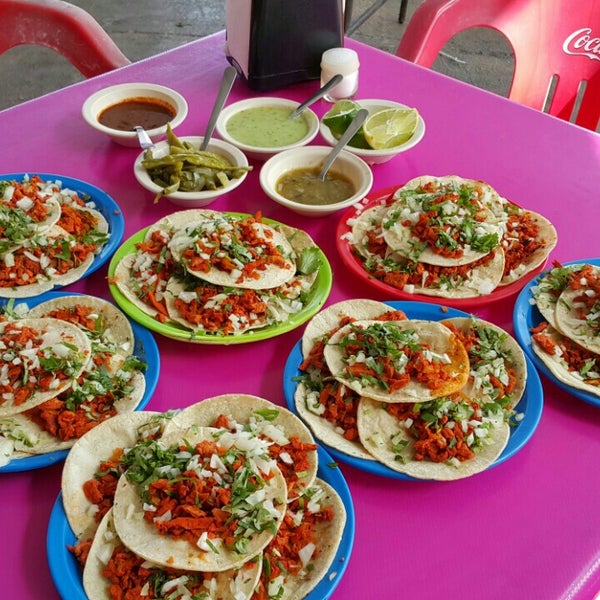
2, 30, 600, 600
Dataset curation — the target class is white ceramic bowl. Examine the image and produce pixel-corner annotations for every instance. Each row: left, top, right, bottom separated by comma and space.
319, 98, 426, 165
82, 82, 188, 147
215, 97, 320, 161
259, 145, 373, 217
134, 136, 250, 208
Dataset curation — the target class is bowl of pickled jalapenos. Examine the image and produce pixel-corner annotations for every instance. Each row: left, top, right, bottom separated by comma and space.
134, 125, 252, 207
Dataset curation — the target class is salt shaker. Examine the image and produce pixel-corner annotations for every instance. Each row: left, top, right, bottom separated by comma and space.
320, 47, 360, 102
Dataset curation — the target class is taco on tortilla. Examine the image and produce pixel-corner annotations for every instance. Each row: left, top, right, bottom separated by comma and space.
252, 479, 346, 600
357, 392, 510, 480
553, 263, 600, 354
381, 175, 503, 267
113, 212, 323, 338
531, 321, 600, 397
497, 205, 557, 286
442, 316, 528, 411
168, 212, 296, 290
323, 318, 470, 403
0, 175, 62, 254
0, 296, 146, 461
0, 317, 91, 417
28, 294, 135, 359
295, 299, 406, 461
112, 424, 288, 572
531, 261, 586, 329
348, 201, 506, 299
61, 411, 173, 540
168, 394, 319, 500
82, 508, 261, 600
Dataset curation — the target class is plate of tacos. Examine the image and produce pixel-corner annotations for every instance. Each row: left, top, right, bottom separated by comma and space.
337, 176, 557, 309
0, 173, 124, 298
284, 298, 543, 481
108, 209, 332, 344
0, 291, 159, 472
513, 258, 600, 408
48, 396, 354, 600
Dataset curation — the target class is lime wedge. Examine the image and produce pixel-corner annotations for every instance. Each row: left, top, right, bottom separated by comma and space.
322, 99, 361, 136
363, 107, 419, 149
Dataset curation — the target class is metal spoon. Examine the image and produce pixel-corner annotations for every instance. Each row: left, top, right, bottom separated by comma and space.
200, 65, 237, 151
288, 73, 344, 120
134, 125, 154, 150
319, 108, 369, 180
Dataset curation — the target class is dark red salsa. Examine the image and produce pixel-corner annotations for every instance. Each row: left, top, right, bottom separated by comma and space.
98, 97, 175, 131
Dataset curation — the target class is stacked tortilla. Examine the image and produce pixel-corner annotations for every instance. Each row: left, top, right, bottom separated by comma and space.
113, 209, 324, 338
62, 395, 347, 600
295, 299, 528, 480
0, 295, 146, 467
344, 175, 557, 299
0, 174, 110, 297
530, 262, 600, 397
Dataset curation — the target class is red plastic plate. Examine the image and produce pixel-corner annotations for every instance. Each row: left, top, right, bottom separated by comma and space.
336, 186, 547, 310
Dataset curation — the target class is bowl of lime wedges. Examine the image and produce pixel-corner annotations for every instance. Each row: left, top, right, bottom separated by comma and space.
319, 99, 425, 164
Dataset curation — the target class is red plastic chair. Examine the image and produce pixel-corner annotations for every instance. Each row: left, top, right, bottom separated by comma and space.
0, 0, 129, 78
396, 0, 600, 131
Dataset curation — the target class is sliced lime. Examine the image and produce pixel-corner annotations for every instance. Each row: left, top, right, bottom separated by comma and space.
322, 99, 361, 136
363, 107, 419, 149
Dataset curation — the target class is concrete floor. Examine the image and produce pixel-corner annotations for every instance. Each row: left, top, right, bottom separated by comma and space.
0, 0, 514, 111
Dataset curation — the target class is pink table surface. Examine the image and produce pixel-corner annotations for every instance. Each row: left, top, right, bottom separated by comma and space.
2, 30, 600, 600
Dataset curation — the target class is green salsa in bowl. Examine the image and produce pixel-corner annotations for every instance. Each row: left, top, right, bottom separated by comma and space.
216, 97, 319, 161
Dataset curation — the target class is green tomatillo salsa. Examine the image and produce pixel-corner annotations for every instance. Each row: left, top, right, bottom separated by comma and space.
225, 106, 309, 147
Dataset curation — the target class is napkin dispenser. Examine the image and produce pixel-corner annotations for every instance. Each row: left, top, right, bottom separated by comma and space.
225, 0, 344, 91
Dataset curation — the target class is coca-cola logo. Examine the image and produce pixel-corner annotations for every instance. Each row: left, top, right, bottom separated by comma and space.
563, 28, 600, 60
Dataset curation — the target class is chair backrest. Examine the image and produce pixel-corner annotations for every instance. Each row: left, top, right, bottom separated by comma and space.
396, 0, 600, 131
0, 0, 129, 78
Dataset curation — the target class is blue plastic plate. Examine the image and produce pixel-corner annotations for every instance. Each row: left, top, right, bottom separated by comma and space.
0, 173, 124, 292
0, 291, 159, 472
47, 444, 354, 600
284, 300, 544, 480
513, 257, 600, 408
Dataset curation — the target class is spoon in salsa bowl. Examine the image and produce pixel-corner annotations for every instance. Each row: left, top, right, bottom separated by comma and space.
319, 108, 369, 180
288, 74, 343, 120
134, 125, 155, 150
200, 66, 237, 151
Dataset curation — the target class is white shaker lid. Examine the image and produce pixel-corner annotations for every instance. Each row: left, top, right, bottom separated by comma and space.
320, 47, 360, 75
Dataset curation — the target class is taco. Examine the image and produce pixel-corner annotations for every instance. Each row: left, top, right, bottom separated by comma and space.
348, 201, 506, 299
168, 394, 319, 499
61, 411, 172, 540
442, 317, 528, 411
295, 299, 406, 461
252, 479, 346, 599
498, 206, 557, 286
0, 224, 103, 298
0, 317, 91, 417
531, 321, 600, 397
0, 295, 146, 460
83, 508, 261, 600
381, 175, 503, 267
357, 393, 510, 480
323, 318, 470, 403
553, 263, 600, 354
301, 298, 399, 357
168, 212, 296, 290
0, 360, 145, 458
164, 276, 273, 335
27, 294, 135, 358
0, 176, 62, 254
114, 212, 323, 338
531, 262, 586, 328
112, 424, 288, 572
